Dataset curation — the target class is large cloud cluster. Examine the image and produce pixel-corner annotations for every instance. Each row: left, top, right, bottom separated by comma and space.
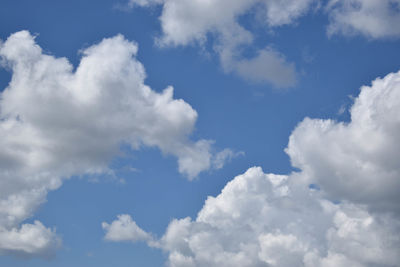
104, 70, 400, 266
0, 31, 230, 257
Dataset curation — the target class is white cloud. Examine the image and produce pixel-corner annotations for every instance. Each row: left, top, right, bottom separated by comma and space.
155, 0, 316, 46
128, 0, 318, 87
0, 221, 60, 258
212, 149, 244, 170
127, 0, 162, 8
0, 31, 231, 257
102, 214, 154, 244
105, 167, 400, 267
327, 0, 400, 38
258, 233, 308, 266
104, 70, 400, 266
286, 70, 400, 213
230, 48, 296, 87
262, 0, 318, 26
125, 0, 400, 85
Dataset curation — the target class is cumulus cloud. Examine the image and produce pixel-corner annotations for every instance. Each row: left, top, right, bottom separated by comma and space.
0, 31, 230, 257
126, 0, 318, 87
104, 70, 400, 266
287, 70, 400, 213
105, 168, 400, 267
102, 214, 154, 244
0, 221, 60, 258
125, 0, 400, 85
326, 0, 400, 38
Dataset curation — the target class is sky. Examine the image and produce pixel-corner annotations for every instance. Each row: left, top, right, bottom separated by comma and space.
0, 0, 400, 266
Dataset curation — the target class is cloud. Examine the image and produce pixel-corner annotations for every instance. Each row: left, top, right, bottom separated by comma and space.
104, 70, 400, 266
262, 0, 318, 27
229, 48, 296, 87
0, 221, 60, 258
127, 0, 163, 8
0, 31, 231, 257
326, 0, 400, 38
127, 0, 318, 87
155, 0, 316, 46
105, 168, 400, 267
286, 70, 400, 213
102, 214, 155, 244
125, 0, 400, 86
212, 149, 244, 170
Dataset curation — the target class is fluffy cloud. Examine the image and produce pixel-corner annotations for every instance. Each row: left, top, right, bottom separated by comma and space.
102, 214, 154, 244
154, 0, 316, 46
287, 70, 400, 213
104, 70, 400, 266
0, 221, 60, 258
0, 31, 230, 257
105, 168, 400, 267
127, 0, 318, 87
326, 0, 400, 38
126, 0, 400, 86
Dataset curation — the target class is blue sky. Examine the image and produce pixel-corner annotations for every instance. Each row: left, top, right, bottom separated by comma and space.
1, 0, 400, 266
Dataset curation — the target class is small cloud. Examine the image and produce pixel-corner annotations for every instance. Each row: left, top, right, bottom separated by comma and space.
337, 104, 346, 115
102, 214, 158, 247
212, 149, 245, 170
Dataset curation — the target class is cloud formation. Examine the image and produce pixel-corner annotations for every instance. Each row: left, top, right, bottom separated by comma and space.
104, 70, 400, 266
128, 0, 317, 87
0, 31, 230, 257
102, 214, 155, 244
327, 0, 400, 38
287, 70, 400, 213
105, 168, 400, 267
126, 0, 400, 87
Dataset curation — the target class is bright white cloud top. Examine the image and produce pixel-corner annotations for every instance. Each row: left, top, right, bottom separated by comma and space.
0, 31, 232, 257
287, 70, 400, 213
102, 214, 155, 244
104, 70, 400, 266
